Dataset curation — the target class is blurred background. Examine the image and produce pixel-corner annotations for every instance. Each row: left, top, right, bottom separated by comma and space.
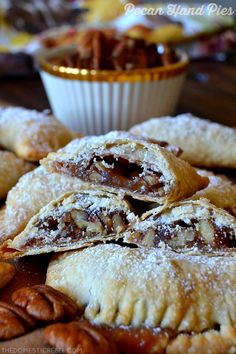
0, 0, 235, 125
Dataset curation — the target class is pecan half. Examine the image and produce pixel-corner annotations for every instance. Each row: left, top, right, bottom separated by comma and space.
12, 284, 80, 322
0, 302, 35, 340
44, 320, 119, 354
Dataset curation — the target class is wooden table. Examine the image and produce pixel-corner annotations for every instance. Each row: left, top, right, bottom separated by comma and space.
0, 49, 236, 126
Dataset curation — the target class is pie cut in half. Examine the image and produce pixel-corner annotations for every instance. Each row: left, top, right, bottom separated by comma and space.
0, 166, 83, 242
129, 113, 236, 168
0, 151, 35, 199
124, 198, 236, 252
41, 131, 208, 203
46, 243, 236, 333
1, 189, 135, 258
0, 107, 76, 161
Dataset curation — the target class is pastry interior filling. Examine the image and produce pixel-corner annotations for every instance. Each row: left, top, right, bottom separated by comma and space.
133, 218, 236, 250
55, 154, 166, 195
23, 208, 129, 248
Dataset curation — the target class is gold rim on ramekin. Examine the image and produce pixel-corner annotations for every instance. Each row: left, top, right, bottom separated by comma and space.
40, 50, 189, 83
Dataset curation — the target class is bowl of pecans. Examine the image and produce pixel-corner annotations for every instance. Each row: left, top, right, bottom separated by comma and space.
39, 28, 188, 134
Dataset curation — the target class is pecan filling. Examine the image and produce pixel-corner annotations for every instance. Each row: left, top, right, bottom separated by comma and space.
23, 209, 128, 248
55, 155, 166, 196
134, 219, 236, 251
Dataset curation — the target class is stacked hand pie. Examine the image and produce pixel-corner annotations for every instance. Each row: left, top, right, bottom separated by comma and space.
1, 114, 236, 353
1, 131, 208, 257
0, 106, 76, 200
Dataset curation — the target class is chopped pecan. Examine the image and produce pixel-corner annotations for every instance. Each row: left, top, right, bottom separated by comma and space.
49, 28, 177, 71
44, 320, 119, 354
12, 284, 80, 322
0, 302, 35, 340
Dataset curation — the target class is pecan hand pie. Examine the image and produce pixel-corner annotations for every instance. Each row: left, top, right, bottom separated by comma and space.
46, 243, 236, 333
0, 166, 82, 242
130, 113, 236, 168
0, 107, 76, 161
125, 198, 236, 252
41, 131, 208, 203
0, 151, 35, 199
1, 189, 135, 258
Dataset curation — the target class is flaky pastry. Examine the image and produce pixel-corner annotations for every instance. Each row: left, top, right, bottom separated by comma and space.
125, 198, 236, 252
41, 131, 208, 203
0, 151, 35, 199
0, 107, 76, 161
0, 166, 82, 242
193, 171, 236, 217
46, 243, 236, 333
1, 189, 135, 258
130, 113, 236, 168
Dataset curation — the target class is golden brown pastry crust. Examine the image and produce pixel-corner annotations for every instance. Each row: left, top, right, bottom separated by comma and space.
193, 171, 236, 216
1, 189, 135, 258
0, 107, 75, 161
125, 198, 236, 252
46, 244, 236, 332
0, 151, 35, 199
41, 131, 208, 203
0, 166, 83, 242
130, 113, 236, 168
166, 326, 236, 354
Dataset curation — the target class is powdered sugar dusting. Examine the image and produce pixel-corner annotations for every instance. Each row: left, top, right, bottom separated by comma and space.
47, 243, 236, 330
130, 113, 236, 168
0, 106, 74, 159
2, 166, 83, 239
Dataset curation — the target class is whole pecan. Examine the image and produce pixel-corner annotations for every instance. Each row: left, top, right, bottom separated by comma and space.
12, 284, 80, 322
44, 320, 119, 354
0, 302, 35, 340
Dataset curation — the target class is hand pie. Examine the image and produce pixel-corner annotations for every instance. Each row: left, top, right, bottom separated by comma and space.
41, 131, 208, 203
1, 189, 135, 258
0, 107, 76, 161
0, 166, 83, 242
0, 151, 35, 199
125, 198, 236, 252
130, 113, 236, 168
46, 243, 236, 332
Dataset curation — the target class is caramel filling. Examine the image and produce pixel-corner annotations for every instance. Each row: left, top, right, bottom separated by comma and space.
24, 209, 128, 248
55, 155, 166, 196
134, 219, 236, 251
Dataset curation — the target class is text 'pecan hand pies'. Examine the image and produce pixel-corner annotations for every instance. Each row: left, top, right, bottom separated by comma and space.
130, 113, 236, 168
0, 151, 35, 199
41, 131, 208, 203
125, 198, 236, 252
46, 243, 236, 333
0, 107, 76, 161
0, 166, 83, 242
1, 189, 135, 258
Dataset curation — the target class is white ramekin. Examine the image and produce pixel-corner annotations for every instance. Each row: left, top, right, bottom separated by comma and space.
39, 48, 188, 134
